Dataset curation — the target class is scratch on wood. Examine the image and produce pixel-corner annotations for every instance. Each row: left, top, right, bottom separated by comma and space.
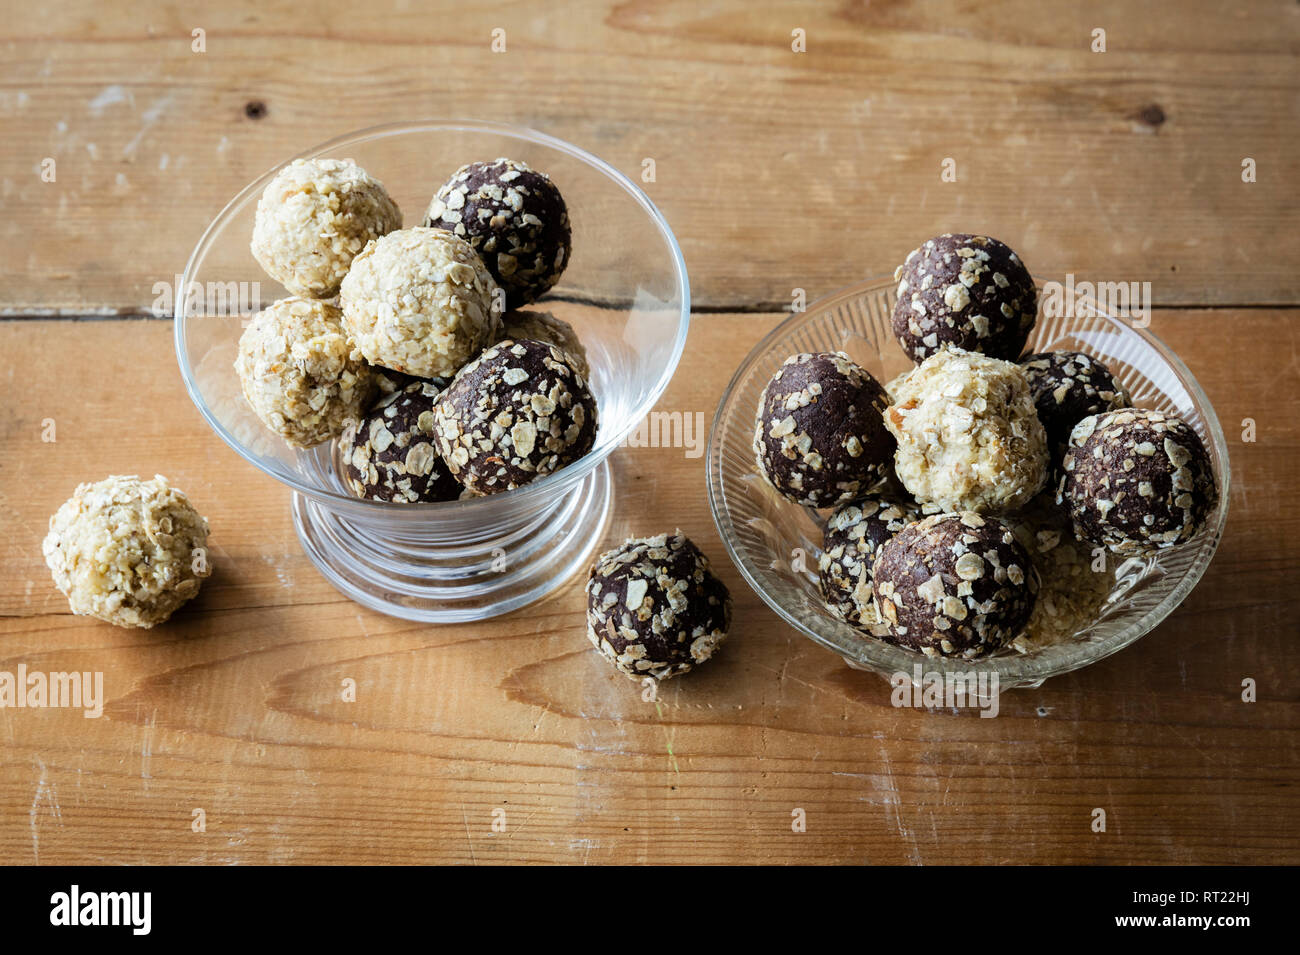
30, 756, 62, 864
752, 663, 832, 699
460, 805, 477, 865
877, 747, 921, 865
140, 708, 156, 789
654, 701, 680, 774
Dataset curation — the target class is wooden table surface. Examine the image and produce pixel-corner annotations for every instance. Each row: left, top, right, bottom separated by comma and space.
1, 1, 1297, 865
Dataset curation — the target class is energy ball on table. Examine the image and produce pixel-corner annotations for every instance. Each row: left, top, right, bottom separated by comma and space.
43, 475, 212, 629
885, 347, 1048, 514
339, 380, 462, 503
819, 495, 919, 631
250, 158, 401, 299
585, 531, 732, 681
753, 352, 895, 508
235, 296, 375, 449
432, 338, 598, 495
891, 233, 1037, 363
1021, 351, 1130, 457
1058, 409, 1218, 555
340, 227, 501, 379
423, 158, 571, 309
872, 512, 1037, 658
499, 309, 589, 380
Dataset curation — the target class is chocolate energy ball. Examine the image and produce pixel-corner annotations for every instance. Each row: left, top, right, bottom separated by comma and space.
432, 338, 597, 495
499, 309, 589, 381
891, 233, 1037, 363
422, 158, 571, 309
339, 380, 462, 503
819, 495, 919, 629
753, 352, 895, 508
250, 158, 402, 299
1058, 409, 1218, 555
1021, 351, 1131, 457
586, 531, 732, 681
872, 512, 1037, 658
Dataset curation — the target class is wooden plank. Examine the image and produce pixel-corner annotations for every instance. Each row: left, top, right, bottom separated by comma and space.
1, 0, 1297, 313
0, 312, 1295, 864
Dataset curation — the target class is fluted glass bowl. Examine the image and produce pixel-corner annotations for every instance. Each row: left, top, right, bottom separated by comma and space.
707, 278, 1229, 689
176, 121, 689, 622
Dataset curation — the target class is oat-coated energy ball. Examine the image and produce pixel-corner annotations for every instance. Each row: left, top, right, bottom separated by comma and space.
753, 352, 895, 508
819, 495, 919, 630
885, 347, 1048, 514
432, 338, 597, 495
1021, 351, 1130, 457
872, 512, 1037, 658
891, 233, 1037, 363
423, 158, 571, 309
43, 475, 212, 629
235, 296, 375, 449
340, 227, 501, 379
339, 380, 462, 503
1058, 408, 1218, 555
250, 158, 402, 299
499, 309, 589, 381
585, 531, 732, 681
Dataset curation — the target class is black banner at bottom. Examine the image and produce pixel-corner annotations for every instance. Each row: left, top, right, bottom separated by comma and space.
1, 864, 1272, 940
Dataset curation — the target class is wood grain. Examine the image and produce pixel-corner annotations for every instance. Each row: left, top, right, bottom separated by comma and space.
1, 0, 1298, 313
1, 313, 1296, 865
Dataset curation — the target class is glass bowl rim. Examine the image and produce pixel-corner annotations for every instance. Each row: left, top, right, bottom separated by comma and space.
173, 118, 692, 513
706, 275, 1231, 684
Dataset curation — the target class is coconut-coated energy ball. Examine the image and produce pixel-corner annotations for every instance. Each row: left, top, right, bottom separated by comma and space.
339, 380, 462, 503
1058, 409, 1218, 555
819, 495, 919, 629
235, 296, 375, 449
585, 531, 732, 681
340, 227, 501, 379
423, 158, 571, 309
250, 158, 401, 298
885, 347, 1048, 514
891, 233, 1037, 363
432, 338, 598, 495
43, 475, 212, 629
872, 512, 1037, 658
1021, 351, 1131, 457
753, 352, 895, 508
499, 309, 589, 381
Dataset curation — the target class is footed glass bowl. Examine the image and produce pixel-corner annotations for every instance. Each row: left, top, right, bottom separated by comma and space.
707, 278, 1229, 689
176, 121, 689, 622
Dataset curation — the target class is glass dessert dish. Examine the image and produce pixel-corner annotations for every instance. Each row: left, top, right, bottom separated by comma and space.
707, 278, 1230, 689
176, 121, 689, 622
